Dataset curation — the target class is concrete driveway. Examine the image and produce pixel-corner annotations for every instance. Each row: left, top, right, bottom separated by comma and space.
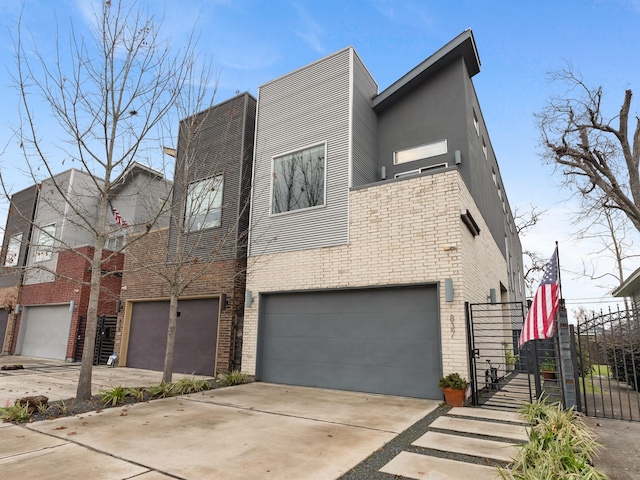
1, 375, 439, 479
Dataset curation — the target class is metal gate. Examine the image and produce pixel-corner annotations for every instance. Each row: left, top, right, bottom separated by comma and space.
467, 301, 565, 410
94, 315, 117, 365
574, 307, 640, 421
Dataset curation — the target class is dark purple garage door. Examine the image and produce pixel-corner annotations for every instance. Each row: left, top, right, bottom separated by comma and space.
126, 298, 219, 375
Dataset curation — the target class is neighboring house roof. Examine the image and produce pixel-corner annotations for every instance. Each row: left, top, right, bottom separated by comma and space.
372, 29, 480, 113
111, 162, 168, 194
611, 266, 640, 297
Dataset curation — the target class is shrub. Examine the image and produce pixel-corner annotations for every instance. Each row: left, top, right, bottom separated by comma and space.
221, 370, 251, 386
100, 385, 129, 407
173, 377, 212, 395
601, 326, 640, 389
1, 402, 32, 423
500, 399, 608, 479
438, 373, 467, 390
147, 382, 177, 398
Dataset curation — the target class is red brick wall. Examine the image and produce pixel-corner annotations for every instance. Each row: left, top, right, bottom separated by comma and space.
12, 246, 124, 360
116, 228, 246, 373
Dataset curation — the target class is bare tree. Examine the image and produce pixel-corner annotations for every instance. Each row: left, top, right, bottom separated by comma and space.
514, 204, 549, 297
6, 1, 206, 399
537, 67, 640, 233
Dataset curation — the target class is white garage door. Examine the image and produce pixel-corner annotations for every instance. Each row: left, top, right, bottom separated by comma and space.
19, 305, 72, 360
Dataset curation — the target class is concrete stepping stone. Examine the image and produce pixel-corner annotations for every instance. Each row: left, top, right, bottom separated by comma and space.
430, 416, 529, 442
448, 407, 526, 424
413, 431, 517, 462
380, 451, 499, 480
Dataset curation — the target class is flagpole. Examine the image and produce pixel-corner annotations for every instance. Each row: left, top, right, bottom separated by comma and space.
555, 240, 564, 307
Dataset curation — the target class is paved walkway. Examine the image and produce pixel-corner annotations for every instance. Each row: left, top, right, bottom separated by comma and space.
379, 407, 527, 479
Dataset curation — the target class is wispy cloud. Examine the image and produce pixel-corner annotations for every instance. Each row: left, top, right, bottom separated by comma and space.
290, 1, 326, 54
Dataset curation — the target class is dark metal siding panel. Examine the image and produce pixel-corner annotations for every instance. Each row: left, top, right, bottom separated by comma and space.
249, 50, 351, 255
351, 54, 379, 187
0, 309, 8, 346
168, 94, 256, 263
237, 95, 257, 258
0, 185, 38, 273
126, 298, 219, 375
259, 286, 442, 399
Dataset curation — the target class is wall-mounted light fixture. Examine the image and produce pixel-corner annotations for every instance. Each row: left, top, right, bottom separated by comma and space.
245, 290, 254, 308
14, 304, 20, 314
380, 166, 387, 180
445, 278, 454, 302
69, 300, 76, 312
454, 150, 462, 165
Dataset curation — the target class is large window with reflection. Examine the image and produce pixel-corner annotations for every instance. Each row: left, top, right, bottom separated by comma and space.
185, 174, 224, 231
272, 143, 326, 214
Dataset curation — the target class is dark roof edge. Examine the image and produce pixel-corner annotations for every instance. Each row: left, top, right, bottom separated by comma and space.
372, 29, 480, 112
612, 265, 640, 297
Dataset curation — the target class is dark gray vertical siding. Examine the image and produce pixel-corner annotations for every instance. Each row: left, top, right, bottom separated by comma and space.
169, 93, 256, 262
249, 49, 352, 256
351, 53, 379, 187
0, 185, 38, 287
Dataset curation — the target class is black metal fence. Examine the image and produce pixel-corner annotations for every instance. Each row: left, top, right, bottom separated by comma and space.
574, 307, 640, 421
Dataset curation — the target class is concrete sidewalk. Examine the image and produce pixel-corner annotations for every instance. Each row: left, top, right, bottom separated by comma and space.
1, 381, 439, 479
0, 355, 211, 405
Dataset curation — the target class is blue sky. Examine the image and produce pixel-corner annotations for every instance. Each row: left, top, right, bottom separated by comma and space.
1, 0, 639, 314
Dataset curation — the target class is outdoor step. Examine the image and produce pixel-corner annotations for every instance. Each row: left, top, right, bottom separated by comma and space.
413, 431, 517, 462
448, 407, 527, 424
430, 416, 529, 442
380, 451, 499, 480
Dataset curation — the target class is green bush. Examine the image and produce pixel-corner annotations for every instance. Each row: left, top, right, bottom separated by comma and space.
438, 373, 467, 390
602, 328, 640, 389
100, 385, 129, 407
173, 377, 212, 395
499, 399, 608, 479
221, 370, 252, 386
147, 382, 177, 398
1, 402, 32, 423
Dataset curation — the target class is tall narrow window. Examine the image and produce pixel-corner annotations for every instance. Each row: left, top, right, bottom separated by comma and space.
482, 137, 488, 160
4, 233, 22, 267
35, 224, 56, 262
185, 175, 224, 232
473, 109, 479, 137
272, 143, 326, 214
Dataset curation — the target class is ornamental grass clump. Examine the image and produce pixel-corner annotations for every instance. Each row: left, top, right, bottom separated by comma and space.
0, 402, 32, 423
499, 399, 608, 479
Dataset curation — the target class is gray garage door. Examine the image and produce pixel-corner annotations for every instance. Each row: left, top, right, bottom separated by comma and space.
259, 286, 442, 399
0, 309, 8, 350
20, 305, 72, 360
126, 298, 219, 375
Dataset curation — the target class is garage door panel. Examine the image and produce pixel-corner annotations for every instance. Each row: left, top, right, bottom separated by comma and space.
127, 299, 218, 375
260, 286, 441, 399
20, 305, 72, 360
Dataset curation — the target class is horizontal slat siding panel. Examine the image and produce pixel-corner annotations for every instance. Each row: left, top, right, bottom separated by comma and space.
250, 50, 352, 256
351, 54, 378, 187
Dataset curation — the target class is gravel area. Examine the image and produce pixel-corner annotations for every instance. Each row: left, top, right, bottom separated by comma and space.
338, 405, 517, 480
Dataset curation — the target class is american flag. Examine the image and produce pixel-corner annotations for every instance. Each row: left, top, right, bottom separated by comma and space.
108, 201, 129, 229
519, 247, 560, 347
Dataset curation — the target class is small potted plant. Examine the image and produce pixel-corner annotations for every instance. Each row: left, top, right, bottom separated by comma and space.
438, 372, 468, 407
540, 359, 557, 380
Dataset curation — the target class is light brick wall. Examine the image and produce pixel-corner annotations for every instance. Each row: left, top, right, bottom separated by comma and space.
243, 170, 508, 380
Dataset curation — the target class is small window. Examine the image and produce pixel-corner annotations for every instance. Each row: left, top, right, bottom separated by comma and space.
105, 235, 126, 251
394, 139, 447, 165
185, 175, 224, 232
473, 109, 479, 137
35, 224, 56, 262
272, 143, 326, 214
4, 233, 22, 267
492, 168, 497, 185
482, 137, 488, 160
394, 162, 448, 179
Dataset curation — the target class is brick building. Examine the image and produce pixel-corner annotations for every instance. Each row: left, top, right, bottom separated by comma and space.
242, 30, 524, 399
